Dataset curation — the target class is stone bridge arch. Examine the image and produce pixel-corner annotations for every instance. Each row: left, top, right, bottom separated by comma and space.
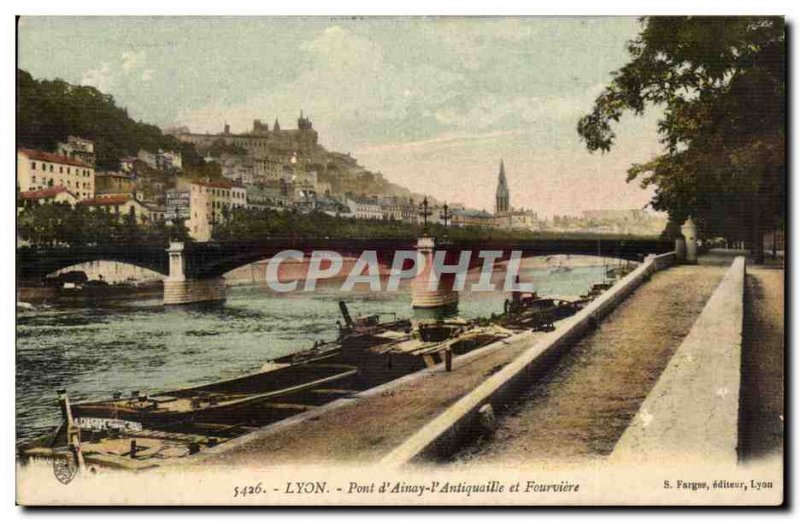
17, 245, 169, 281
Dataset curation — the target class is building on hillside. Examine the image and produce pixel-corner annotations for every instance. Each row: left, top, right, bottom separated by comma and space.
137, 150, 157, 169
378, 196, 418, 223
174, 112, 318, 163
508, 210, 541, 230
119, 156, 138, 173
379, 199, 404, 221
56, 136, 96, 167
316, 196, 350, 217
246, 182, 291, 211
158, 150, 182, 171
17, 148, 95, 201
254, 157, 284, 181
290, 169, 318, 200
77, 194, 156, 224
137, 149, 182, 172
346, 197, 383, 220
186, 180, 248, 241
142, 202, 166, 223
18, 186, 79, 211
316, 180, 332, 196
94, 172, 136, 198
451, 208, 494, 228
221, 156, 256, 185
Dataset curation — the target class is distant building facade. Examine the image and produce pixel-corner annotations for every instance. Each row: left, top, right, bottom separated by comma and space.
56, 136, 96, 167
174, 112, 318, 162
186, 180, 247, 241
17, 148, 95, 201
77, 194, 156, 224
346, 197, 383, 220
18, 186, 79, 210
94, 172, 136, 198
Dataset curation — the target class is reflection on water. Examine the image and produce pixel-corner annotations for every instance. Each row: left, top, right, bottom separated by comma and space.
16, 264, 609, 442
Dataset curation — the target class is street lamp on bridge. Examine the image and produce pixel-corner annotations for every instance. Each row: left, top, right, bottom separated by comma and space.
440, 203, 453, 228
418, 196, 432, 231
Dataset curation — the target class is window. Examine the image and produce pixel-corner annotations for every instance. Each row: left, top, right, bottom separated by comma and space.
60, 166, 63, 173
49, 164, 54, 172
31, 162, 36, 170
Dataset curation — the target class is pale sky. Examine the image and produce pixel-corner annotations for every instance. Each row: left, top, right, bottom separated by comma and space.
18, 16, 664, 216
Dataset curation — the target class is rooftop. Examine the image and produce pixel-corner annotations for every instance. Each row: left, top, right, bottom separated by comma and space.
18, 148, 92, 168
77, 195, 136, 206
192, 180, 236, 189
19, 186, 75, 200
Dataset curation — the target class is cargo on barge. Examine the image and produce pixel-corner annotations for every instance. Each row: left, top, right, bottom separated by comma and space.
18, 302, 511, 470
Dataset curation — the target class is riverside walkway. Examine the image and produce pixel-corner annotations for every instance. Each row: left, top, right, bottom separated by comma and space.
453, 254, 732, 466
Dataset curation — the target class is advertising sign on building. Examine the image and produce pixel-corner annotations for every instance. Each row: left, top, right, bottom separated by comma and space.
165, 191, 190, 221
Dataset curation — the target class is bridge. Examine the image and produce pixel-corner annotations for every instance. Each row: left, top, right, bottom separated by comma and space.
17, 236, 672, 307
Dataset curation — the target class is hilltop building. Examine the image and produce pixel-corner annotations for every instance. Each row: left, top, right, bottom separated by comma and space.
174, 112, 318, 163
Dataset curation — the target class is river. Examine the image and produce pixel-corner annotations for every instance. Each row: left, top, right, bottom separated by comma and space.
16, 261, 611, 443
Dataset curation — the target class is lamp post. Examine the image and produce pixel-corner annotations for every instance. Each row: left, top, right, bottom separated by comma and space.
418, 196, 432, 231
440, 203, 453, 228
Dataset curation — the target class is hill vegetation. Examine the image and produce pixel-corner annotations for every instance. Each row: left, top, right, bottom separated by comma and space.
16, 69, 204, 171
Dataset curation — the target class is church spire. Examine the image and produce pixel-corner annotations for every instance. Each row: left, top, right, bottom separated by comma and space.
495, 159, 510, 216
273, 118, 281, 131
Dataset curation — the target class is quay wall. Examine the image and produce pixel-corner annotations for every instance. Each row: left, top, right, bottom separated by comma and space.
379, 251, 678, 467
609, 256, 746, 466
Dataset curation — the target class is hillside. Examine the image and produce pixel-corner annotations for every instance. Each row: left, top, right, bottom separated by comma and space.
309, 151, 439, 204
16, 69, 203, 171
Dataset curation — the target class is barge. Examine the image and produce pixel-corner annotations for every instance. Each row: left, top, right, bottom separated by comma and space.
18, 302, 512, 470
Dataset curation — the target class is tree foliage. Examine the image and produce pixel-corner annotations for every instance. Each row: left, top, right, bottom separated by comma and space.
16, 202, 185, 247
577, 17, 785, 259
211, 207, 655, 243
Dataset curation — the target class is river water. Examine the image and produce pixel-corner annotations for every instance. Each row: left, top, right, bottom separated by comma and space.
16, 262, 610, 443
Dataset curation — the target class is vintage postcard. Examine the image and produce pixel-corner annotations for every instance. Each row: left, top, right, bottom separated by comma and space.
14, 15, 785, 506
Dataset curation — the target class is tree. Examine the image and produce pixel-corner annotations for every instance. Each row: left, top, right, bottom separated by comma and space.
577, 17, 785, 262
16, 69, 202, 171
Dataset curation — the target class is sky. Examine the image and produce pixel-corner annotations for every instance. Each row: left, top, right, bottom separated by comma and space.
18, 16, 664, 217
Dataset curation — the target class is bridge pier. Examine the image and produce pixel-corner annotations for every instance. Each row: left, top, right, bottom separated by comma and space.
163, 242, 226, 305
411, 236, 458, 310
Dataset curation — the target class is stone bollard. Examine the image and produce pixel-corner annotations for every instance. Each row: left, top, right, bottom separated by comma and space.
478, 403, 496, 433
682, 216, 698, 264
